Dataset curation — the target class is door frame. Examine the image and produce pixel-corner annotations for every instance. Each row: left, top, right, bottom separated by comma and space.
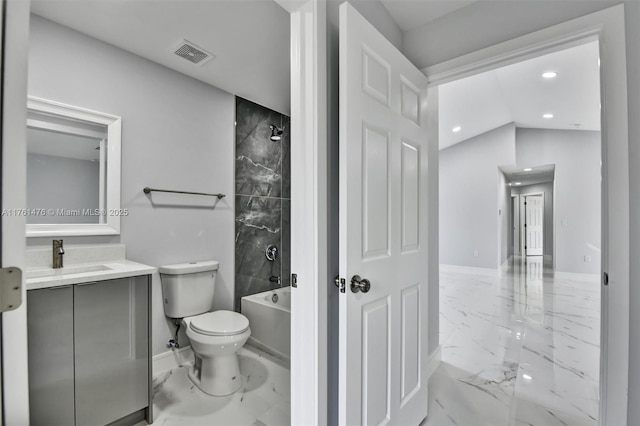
276, 0, 328, 425
1, 0, 30, 424
0, 0, 4, 420
522, 192, 544, 257
424, 5, 629, 425
511, 194, 519, 257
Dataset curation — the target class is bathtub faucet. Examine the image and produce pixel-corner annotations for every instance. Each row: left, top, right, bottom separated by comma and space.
269, 275, 281, 285
52, 239, 65, 269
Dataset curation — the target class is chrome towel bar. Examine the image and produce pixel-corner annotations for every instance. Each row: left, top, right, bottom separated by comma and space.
143, 187, 225, 200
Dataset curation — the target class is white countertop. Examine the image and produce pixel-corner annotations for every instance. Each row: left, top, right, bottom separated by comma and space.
26, 244, 155, 290
26, 259, 156, 290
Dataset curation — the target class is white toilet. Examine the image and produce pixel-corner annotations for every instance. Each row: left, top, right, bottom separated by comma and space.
159, 260, 251, 396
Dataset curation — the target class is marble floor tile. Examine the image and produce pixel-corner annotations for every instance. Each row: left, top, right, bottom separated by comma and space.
425, 257, 600, 426
151, 346, 290, 426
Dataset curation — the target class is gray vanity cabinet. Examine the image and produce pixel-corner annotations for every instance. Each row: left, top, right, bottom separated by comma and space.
27, 285, 75, 426
74, 277, 149, 425
28, 276, 150, 426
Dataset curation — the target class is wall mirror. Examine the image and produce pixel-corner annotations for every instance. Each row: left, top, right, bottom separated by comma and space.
26, 96, 122, 237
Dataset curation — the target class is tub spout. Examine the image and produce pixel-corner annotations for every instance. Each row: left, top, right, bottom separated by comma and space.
269, 275, 281, 285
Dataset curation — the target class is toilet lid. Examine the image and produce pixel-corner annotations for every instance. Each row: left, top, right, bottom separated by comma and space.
190, 311, 249, 336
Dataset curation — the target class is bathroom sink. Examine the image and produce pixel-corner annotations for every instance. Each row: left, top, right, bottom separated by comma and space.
26, 264, 113, 279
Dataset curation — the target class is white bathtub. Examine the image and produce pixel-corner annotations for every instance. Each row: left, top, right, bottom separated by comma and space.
241, 287, 290, 362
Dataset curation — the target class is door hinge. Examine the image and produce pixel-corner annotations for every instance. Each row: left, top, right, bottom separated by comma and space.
291, 273, 297, 288
603, 272, 609, 286
334, 275, 346, 293
0, 267, 23, 313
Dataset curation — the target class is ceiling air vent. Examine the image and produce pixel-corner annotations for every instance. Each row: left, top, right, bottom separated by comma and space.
173, 40, 214, 66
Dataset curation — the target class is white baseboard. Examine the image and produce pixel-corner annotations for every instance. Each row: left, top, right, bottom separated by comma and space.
153, 346, 194, 375
440, 264, 498, 276
553, 270, 600, 282
428, 345, 442, 378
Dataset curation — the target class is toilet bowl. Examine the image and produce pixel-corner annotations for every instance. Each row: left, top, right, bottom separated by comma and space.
159, 260, 251, 397
183, 310, 251, 396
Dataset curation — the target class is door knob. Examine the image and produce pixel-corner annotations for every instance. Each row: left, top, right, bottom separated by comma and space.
350, 275, 371, 293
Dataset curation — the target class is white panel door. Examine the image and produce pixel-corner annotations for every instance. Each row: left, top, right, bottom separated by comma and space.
339, 3, 429, 425
525, 195, 544, 256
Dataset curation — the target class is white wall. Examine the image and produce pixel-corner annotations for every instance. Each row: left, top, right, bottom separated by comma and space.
27, 15, 236, 356
516, 129, 600, 274
511, 182, 554, 257
439, 123, 516, 268
441, 126, 598, 273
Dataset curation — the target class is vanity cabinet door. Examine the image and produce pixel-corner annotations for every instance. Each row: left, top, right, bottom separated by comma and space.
27, 286, 75, 426
74, 277, 149, 426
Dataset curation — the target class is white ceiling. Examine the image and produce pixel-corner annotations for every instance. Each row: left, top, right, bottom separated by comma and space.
31, 0, 291, 115
500, 164, 555, 187
31, 0, 600, 147
379, 0, 477, 31
439, 41, 600, 150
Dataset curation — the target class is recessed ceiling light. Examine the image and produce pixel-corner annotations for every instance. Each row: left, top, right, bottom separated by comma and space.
543, 113, 554, 119
523, 374, 533, 381
515, 182, 522, 186
542, 71, 558, 79
523, 168, 533, 172
452, 126, 462, 133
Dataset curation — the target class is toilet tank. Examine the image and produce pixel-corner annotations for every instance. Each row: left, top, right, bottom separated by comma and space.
159, 260, 219, 318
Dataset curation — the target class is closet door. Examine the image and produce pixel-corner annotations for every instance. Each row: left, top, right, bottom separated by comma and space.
74, 277, 148, 426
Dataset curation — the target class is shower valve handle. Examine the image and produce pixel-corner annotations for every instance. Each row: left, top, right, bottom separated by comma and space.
265, 245, 278, 261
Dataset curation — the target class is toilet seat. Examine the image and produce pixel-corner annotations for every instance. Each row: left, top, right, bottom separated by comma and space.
189, 311, 249, 336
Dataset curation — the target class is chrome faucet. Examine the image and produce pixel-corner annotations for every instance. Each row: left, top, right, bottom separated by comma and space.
52, 239, 65, 269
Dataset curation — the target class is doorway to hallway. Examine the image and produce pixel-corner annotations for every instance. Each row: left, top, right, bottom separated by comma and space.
435, 39, 602, 424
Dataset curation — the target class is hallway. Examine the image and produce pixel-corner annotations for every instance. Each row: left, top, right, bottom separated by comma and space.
424, 257, 600, 425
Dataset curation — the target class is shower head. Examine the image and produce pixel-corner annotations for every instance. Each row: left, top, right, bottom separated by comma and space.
269, 124, 284, 142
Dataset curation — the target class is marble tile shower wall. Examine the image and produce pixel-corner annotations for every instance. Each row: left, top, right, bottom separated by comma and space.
235, 97, 290, 311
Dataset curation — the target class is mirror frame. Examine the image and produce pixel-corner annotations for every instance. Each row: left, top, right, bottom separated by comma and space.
26, 96, 122, 237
